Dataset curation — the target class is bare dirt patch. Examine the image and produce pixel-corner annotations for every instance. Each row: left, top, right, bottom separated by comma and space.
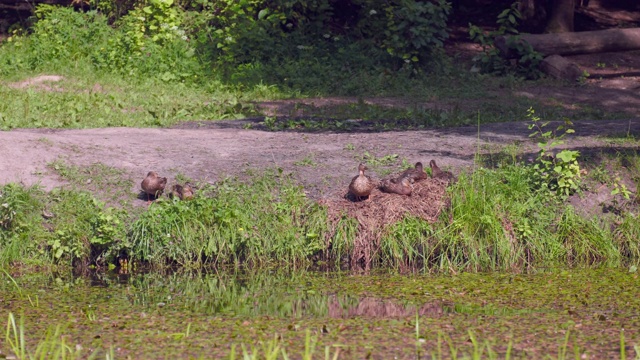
1, 119, 638, 201
7, 74, 65, 92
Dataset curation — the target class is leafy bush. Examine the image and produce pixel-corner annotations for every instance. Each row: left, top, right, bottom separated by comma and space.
0, 4, 201, 82
469, 2, 542, 79
202, 0, 450, 71
527, 107, 581, 199
45, 190, 127, 266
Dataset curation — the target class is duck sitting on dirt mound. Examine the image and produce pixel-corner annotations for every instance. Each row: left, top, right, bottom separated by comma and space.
171, 183, 194, 200
349, 163, 377, 201
381, 177, 412, 196
391, 162, 428, 184
141, 171, 167, 202
430, 160, 456, 184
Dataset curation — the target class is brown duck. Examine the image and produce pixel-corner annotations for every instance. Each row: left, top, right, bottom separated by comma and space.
141, 171, 167, 201
349, 163, 376, 201
392, 162, 428, 183
381, 176, 412, 196
172, 183, 194, 200
430, 160, 456, 183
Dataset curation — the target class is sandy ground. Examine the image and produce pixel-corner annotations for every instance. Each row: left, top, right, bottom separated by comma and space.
2, 119, 639, 200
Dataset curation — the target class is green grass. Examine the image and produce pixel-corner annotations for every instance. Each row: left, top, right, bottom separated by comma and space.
0, 4, 635, 132
129, 170, 330, 267
49, 160, 135, 206
0, 73, 268, 130
2, 155, 639, 271
0, 58, 629, 131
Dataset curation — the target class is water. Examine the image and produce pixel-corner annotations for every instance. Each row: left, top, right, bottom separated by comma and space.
1, 268, 638, 359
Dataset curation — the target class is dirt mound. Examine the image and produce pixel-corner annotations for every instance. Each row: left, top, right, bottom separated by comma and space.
322, 177, 451, 270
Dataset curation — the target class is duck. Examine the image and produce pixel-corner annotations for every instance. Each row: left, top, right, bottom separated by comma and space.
172, 183, 194, 200
430, 160, 456, 183
349, 163, 377, 201
141, 171, 167, 201
381, 176, 412, 196
392, 162, 428, 183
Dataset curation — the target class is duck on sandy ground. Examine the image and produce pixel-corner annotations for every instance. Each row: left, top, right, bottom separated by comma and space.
141, 171, 167, 202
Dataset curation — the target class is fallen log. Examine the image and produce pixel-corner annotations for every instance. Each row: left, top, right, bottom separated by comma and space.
495, 28, 640, 58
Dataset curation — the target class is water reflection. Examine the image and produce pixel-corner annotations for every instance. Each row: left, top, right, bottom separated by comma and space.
13, 270, 541, 321
328, 295, 448, 318
83, 270, 451, 319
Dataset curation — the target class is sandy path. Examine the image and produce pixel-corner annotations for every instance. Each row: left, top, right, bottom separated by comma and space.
1, 119, 639, 198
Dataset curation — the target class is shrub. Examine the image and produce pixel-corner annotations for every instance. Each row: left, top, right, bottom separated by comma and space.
0, 4, 201, 83
203, 0, 451, 70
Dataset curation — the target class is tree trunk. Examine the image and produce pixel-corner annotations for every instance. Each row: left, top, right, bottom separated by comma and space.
495, 28, 640, 57
518, 0, 548, 33
545, 0, 576, 33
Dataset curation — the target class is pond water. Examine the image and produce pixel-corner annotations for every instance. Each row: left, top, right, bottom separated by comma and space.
1, 268, 638, 359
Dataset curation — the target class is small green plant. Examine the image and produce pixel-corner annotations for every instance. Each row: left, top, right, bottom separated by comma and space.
589, 164, 612, 184
611, 176, 632, 201
294, 155, 317, 167
578, 70, 590, 84
263, 116, 276, 130
360, 152, 399, 167
527, 107, 581, 198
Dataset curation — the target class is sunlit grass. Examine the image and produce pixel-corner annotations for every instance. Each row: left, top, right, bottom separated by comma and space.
1, 154, 639, 271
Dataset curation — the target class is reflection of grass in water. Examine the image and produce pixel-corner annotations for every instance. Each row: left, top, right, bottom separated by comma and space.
128, 270, 360, 318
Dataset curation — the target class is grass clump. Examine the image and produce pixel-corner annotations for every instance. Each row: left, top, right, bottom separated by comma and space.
130, 171, 328, 267
376, 160, 638, 272
0, 184, 48, 266
1, 158, 638, 271
0, 183, 127, 269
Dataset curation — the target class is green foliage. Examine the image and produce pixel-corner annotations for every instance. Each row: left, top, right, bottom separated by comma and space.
203, 0, 450, 77
611, 175, 632, 200
0, 184, 38, 233
130, 171, 328, 267
377, 0, 451, 66
0, 6, 112, 72
0, 5, 200, 83
0, 185, 46, 265
469, 2, 543, 79
0, 184, 127, 267
46, 190, 127, 265
527, 107, 581, 198
0, 74, 252, 130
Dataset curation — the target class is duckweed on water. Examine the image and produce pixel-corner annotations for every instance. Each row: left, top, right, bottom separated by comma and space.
1, 269, 638, 359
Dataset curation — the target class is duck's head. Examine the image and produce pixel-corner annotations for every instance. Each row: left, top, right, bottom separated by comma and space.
415, 162, 424, 171
358, 163, 368, 172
